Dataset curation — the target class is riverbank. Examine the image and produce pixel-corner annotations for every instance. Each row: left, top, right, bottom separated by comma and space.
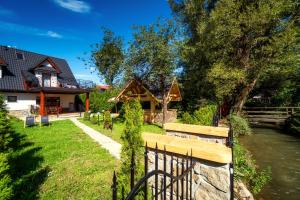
239, 128, 300, 200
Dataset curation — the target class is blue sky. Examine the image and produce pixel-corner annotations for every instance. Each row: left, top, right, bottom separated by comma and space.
0, 0, 172, 84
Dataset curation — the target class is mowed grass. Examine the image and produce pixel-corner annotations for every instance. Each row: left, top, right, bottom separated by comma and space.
10, 118, 118, 200
79, 118, 165, 143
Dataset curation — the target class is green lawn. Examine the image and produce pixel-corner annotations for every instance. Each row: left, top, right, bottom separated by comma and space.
79, 118, 165, 143
10, 118, 118, 200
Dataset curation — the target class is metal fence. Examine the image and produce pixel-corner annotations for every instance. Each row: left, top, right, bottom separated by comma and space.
112, 144, 196, 200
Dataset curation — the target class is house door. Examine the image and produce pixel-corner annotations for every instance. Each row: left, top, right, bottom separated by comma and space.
43, 74, 51, 87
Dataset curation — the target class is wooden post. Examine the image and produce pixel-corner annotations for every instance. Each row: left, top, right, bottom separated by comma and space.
85, 92, 90, 112
40, 91, 45, 116
150, 100, 155, 123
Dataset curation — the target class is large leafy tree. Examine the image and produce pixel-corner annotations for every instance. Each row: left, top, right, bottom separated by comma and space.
170, 0, 300, 115
126, 20, 178, 125
84, 28, 124, 86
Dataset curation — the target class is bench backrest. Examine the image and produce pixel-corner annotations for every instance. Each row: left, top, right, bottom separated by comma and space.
25, 116, 35, 126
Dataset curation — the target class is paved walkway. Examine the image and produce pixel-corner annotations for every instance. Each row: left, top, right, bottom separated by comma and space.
70, 118, 121, 159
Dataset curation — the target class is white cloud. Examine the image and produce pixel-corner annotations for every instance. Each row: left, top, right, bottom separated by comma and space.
0, 21, 63, 39
53, 0, 91, 13
44, 31, 63, 38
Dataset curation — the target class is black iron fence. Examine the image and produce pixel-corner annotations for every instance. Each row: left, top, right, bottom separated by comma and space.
112, 144, 196, 200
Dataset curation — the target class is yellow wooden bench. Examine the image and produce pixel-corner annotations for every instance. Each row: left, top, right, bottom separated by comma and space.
164, 123, 229, 138
143, 132, 232, 164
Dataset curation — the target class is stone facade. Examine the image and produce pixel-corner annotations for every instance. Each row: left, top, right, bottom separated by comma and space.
147, 149, 232, 200
167, 131, 227, 145
153, 109, 177, 123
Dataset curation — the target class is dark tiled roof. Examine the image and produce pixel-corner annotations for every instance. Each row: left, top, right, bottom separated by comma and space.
0, 45, 78, 92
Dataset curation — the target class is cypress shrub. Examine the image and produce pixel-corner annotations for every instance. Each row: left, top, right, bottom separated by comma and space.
0, 95, 13, 199
103, 111, 112, 129
119, 98, 144, 195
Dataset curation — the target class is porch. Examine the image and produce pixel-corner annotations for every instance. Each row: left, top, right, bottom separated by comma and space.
28, 87, 90, 116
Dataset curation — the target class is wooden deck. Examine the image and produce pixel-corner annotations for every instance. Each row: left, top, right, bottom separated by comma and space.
143, 133, 232, 164
164, 123, 229, 138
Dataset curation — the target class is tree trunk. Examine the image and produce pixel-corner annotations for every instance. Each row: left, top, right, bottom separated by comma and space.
234, 78, 258, 115
162, 94, 168, 128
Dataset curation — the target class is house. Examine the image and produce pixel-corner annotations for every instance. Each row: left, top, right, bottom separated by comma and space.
110, 78, 182, 123
0, 45, 90, 116
96, 84, 110, 93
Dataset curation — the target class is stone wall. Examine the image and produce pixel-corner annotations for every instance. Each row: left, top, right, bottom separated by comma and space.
154, 109, 177, 123
147, 149, 232, 200
166, 131, 227, 145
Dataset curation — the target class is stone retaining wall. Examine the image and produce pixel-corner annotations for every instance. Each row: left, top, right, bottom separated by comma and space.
166, 131, 227, 145
147, 149, 232, 200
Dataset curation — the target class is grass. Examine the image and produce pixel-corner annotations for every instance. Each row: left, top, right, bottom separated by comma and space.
9, 118, 118, 200
79, 118, 165, 143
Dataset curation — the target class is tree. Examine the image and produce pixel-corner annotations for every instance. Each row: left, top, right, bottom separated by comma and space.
170, 0, 300, 115
0, 95, 13, 199
119, 98, 144, 194
84, 28, 124, 86
126, 19, 178, 125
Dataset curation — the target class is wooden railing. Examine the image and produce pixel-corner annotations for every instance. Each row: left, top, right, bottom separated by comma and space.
243, 107, 300, 125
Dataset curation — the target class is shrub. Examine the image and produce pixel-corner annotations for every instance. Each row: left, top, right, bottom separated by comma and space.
119, 98, 144, 196
90, 114, 98, 124
83, 112, 90, 121
230, 114, 252, 136
0, 153, 12, 200
80, 88, 120, 113
0, 96, 13, 199
193, 104, 217, 126
103, 111, 112, 129
181, 112, 195, 124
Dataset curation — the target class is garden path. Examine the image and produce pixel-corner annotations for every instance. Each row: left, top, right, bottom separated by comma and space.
70, 118, 121, 159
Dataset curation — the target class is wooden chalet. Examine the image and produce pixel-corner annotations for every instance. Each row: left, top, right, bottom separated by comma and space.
110, 78, 182, 123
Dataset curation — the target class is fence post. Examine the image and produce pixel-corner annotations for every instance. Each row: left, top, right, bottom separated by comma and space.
181, 158, 184, 199
170, 154, 174, 200
112, 171, 117, 200
144, 143, 148, 200
176, 158, 179, 200
155, 143, 158, 200
130, 150, 135, 191
163, 146, 167, 200
186, 153, 189, 200
190, 150, 193, 200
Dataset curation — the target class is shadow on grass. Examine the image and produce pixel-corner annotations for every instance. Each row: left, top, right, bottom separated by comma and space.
8, 127, 49, 200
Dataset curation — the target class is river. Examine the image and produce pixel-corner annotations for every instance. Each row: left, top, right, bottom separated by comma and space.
239, 128, 300, 200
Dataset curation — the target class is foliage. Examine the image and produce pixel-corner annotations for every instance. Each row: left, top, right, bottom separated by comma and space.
181, 103, 217, 125
286, 112, 300, 136
9, 119, 117, 199
103, 111, 112, 129
80, 87, 120, 113
83, 112, 90, 121
181, 112, 195, 124
119, 99, 144, 195
0, 95, 13, 199
0, 153, 12, 200
82, 28, 124, 85
90, 114, 98, 124
193, 103, 217, 126
126, 19, 178, 125
169, 0, 300, 113
234, 138, 271, 195
230, 114, 252, 136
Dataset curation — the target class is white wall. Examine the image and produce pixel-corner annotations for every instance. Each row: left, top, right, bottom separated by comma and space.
4, 93, 36, 111
3, 92, 76, 111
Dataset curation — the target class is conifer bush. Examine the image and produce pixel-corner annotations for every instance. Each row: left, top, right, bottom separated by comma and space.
119, 98, 144, 195
0, 96, 13, 199
103, 111, 112, 129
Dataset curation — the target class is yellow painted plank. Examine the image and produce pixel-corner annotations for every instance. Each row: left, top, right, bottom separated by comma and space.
164, 123, 229, 138
143, 133, 232, 164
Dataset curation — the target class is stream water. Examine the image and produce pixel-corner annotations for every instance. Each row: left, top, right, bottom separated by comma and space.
239, 128, 300, 200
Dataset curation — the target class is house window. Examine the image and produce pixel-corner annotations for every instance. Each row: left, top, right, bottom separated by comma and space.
7, 96, 17, 102
16, 52, 24, 60
43, 73, 51, 87
141, 101, 151, 109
